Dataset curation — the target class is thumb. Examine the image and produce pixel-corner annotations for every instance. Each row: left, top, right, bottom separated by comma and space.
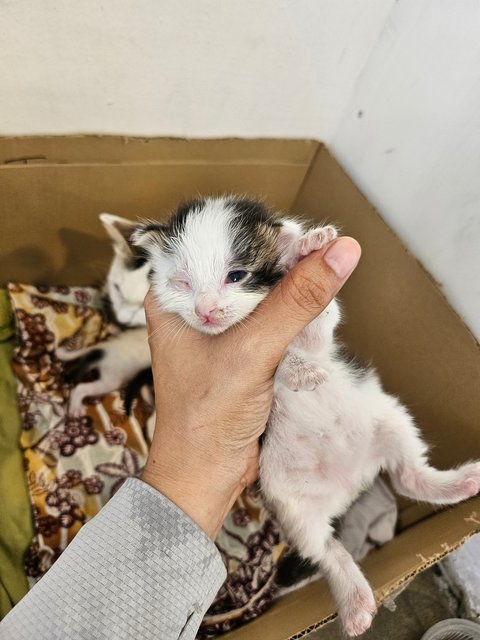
249, 236, 361, 360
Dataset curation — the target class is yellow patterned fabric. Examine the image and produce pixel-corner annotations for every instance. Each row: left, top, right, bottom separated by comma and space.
7, 283, 286, 636
7, 283, 153, 580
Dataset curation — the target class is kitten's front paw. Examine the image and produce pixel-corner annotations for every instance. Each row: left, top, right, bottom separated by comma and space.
289, 365, 328, 392
67, 396, 86, 417
68, 406, 86, 418
279, 352, 328, 392
341, 586, 377, 637
298, 225, 338, 258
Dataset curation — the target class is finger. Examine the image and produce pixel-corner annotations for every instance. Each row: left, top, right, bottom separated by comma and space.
144, 289, 192, 342
247, 237, 361, 359
144, 288, 166, 334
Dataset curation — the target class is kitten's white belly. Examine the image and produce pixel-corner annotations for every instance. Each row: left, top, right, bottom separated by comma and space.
261, 371, 383, 525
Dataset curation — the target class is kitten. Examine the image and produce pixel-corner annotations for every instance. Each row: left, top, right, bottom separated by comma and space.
132, 196, 480, 636
57, 213, 151, 416
100, 212, 151, 328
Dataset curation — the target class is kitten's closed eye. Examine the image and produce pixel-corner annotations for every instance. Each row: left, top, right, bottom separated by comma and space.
170, 277, 191, 291
226, 270, 248, 283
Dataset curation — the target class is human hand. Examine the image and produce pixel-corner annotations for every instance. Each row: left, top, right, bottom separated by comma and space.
141, 237, 361, 538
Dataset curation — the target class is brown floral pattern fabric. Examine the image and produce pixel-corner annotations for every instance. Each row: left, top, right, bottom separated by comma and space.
8, 283, 286, 636
199, 486, 285, 636
8, 283, 153, 583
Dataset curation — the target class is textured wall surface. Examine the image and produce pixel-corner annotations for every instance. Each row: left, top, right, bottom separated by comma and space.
331, 1, 480, 340
0, 0, 393, 139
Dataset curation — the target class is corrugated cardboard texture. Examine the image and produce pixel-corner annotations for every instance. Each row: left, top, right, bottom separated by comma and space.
1, 136, 479, 639
224, 498, 480, 640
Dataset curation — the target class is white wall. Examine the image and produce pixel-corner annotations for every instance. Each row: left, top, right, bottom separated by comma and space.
1, 0, 479, 340
0, 0, 393, 139
331, 0, 480, 340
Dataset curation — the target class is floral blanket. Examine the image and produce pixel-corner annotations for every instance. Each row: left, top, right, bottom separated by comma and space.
7, 283, 285, 636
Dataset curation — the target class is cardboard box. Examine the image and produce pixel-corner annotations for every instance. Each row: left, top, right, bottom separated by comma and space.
1, 136, 479, 639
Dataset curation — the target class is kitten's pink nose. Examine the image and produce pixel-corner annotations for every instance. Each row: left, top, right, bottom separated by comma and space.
195, 301, 218, 324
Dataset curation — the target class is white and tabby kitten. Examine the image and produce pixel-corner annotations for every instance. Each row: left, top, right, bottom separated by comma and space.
132, 196, 480, 637
58, 213, 151, 416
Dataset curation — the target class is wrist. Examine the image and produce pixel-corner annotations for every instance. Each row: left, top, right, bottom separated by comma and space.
141, 457, 242, 539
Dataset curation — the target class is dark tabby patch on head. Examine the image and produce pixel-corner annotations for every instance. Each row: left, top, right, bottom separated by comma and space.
171, 198, 206, 231
227, 198, 285, 291
165, 198, 205, 240
275, 550, 318, 588
152, 198, 207, 253
134, 221, 167, 248
227, 197, 272, 222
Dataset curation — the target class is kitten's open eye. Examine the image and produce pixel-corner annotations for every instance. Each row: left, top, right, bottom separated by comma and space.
226, 270, 249, 284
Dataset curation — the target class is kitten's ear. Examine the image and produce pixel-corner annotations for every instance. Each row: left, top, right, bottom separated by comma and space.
131, 222, 168, 254
99, 213, 137, 256
274, 218, 303, 267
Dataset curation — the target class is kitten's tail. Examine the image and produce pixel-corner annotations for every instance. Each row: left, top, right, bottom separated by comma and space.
124, 367, 154, 415
275, 550, 319, 588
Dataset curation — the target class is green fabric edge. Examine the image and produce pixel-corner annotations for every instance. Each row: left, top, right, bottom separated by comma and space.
0, 288, 32, 618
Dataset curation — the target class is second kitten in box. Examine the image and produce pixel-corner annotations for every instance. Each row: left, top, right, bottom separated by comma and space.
58, 213, 151, 415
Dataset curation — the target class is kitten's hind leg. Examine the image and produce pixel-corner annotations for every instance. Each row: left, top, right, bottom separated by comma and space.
378, 403, 480, 504
289, 510, 376, 636
391, 459, 480, 504
318, 537, 377, 637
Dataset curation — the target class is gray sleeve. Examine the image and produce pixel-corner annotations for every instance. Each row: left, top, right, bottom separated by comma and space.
0, 477, 226, 640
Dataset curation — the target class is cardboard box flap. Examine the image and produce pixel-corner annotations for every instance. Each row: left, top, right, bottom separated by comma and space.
0, 136, 319, 167
224, 497, 480, 640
